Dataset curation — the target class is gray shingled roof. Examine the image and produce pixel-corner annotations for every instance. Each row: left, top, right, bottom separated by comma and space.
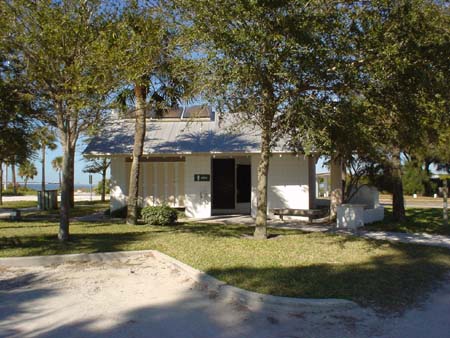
84, 118, 291, 156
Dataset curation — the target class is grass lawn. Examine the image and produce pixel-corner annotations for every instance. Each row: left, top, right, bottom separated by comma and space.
20, 200, 110, 218
0, 200, 38, 209
366, 207, 450, 236
1, 220, 450, 311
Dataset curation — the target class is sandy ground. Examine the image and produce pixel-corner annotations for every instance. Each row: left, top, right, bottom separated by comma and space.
1, 252, 450, 338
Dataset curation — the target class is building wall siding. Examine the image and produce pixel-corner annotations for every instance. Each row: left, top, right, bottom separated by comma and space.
251, 154, 310, 218
184, 155, 211, 218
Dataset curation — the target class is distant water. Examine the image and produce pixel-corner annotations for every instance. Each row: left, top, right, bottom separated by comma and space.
25, 183, 92, 191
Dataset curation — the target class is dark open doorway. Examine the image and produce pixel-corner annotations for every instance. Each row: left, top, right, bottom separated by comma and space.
212, 159, 235, 209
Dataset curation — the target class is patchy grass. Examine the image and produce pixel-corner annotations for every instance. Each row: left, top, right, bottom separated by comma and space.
0, 200, 38, 209
366, 207, 450, 236
1, 220, 449, 311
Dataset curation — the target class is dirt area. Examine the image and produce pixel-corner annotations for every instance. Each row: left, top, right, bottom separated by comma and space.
1, 252, 450, 338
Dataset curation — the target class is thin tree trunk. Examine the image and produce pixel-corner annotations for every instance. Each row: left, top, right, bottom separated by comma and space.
12, 162, 16, 195
24, 178, 28, 189
443, 178, 448, 227
127, 83, 147, 225
42, 145, 46, 193
59, 138, 73, 241
69, 147, 75, 208
5, 163, 8, 190
392, 148, 405, 221
0, 161, 3, 205
59, 172, 62, 188
254, 125, 271, 239
101, 168, 106, 202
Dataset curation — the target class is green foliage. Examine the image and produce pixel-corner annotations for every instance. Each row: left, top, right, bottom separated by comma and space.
402, 162, 430, 195
94, 179, 110, 195
18, 161, 37, 185
141, 205, 178, 226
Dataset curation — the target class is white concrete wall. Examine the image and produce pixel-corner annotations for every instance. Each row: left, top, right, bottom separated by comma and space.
251, 154, 310, 218
184, 155, 211, 218
110, 157, 128, 211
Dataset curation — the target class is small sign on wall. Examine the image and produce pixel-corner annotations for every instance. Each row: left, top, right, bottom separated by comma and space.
194, 174, 210, 182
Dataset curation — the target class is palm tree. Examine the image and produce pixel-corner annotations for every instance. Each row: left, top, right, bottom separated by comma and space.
83, 157, 111, 202
34, 127, 57, 193
18, 161, 37, 189
51, 156, 63, 188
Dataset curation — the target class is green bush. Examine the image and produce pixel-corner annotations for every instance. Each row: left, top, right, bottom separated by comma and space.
402, 161, 430, 195
109, 206, 142, 219
141, 205, 178, 226
94, 179, 110, 195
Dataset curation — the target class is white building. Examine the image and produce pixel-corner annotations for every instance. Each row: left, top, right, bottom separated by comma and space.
84, 106, 343, 219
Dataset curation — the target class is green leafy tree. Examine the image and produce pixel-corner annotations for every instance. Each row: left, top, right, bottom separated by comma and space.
177, 0, 344, 238
18, 161, 37, 189
2, 0, 118, 240
346, 0, 449, 221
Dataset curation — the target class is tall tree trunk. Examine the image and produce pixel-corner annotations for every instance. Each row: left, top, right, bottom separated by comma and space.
101, 168, 107, 202
127, 83, 147, 225
254, 124, 271, 239
12, 162, 16, 195
59, 172, 62, 189
443, 178, 448, 228
0, 161, 3, 205
41, 144, 46, 193
24, 178, 28, 189
59, 137, 73, 241
4, 163, 8, 190
69, 147, 75, 208
392, 148, 405, 221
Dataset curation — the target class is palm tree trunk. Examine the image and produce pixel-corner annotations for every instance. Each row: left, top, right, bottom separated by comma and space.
254, 123, 271, 239
101, 168, 107, 202
127, 83, 147, 225
42, 145, 46, 193
0, 161, 3, 205
12, 162, 17, 195
443, 178, 448, 227
24, 178, 28, 189
392, 148, 405, 221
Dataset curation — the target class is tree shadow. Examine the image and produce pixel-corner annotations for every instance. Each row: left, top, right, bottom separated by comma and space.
152, 129, 259, 153
2, 248, 450, 337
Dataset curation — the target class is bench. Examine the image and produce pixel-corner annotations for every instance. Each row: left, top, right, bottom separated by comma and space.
271, 208, 329, 222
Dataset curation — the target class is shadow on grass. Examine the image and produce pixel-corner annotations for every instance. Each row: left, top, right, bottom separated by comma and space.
1, 221, 450, 313
206, 245, 450, 312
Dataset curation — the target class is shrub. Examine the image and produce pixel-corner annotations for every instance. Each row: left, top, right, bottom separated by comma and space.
141, 205, 178, 226
94, 179, 110, 195
402, 161, 430, 195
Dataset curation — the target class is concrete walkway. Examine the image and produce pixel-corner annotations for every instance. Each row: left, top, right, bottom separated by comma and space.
195, 215, 450, 250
